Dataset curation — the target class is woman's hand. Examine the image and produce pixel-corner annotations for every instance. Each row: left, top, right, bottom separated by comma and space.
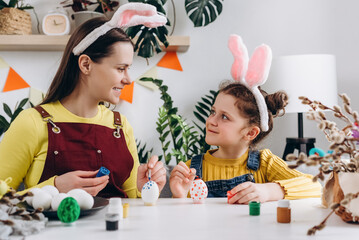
54, 170, 109, 196
137, 155, 166, 192
228, 182, 284, 204
169, 161, 196, 198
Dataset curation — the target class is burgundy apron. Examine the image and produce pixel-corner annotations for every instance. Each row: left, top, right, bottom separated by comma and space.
34, 106, 134, 198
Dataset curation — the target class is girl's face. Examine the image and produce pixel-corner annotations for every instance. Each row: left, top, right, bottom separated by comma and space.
205, 92, 252, 148
86, 41, 134, 105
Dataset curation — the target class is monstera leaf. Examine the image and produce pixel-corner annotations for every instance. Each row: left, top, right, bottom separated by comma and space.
126, 0, 170, 59
185, 0, 223, 27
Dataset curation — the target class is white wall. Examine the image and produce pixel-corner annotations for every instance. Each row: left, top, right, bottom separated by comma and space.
1, 0, 359, 164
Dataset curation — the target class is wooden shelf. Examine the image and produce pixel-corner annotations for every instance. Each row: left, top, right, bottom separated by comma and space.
0, 35, 190, 52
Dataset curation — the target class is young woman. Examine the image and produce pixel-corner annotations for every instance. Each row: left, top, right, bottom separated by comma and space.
0, 3, 167, 198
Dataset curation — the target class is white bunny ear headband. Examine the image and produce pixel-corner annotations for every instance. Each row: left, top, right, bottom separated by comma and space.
228, 34, 272, 132
72, 2, 167, 56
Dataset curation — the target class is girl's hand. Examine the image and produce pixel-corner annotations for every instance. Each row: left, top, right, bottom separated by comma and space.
169, 162, 196, 198
54, 170, 109, 196
137, 156, 166, 192
228, 182, 284, 204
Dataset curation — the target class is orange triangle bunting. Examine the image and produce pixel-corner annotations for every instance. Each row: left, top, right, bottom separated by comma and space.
157, 52, 183, 71
3, 67, 30, 92
120, 81, 134, 103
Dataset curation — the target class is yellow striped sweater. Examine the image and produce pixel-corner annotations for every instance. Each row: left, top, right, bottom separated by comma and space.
185, 149, 322, 199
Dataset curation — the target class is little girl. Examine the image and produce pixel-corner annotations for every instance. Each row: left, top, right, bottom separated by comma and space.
169, 35, 322, 204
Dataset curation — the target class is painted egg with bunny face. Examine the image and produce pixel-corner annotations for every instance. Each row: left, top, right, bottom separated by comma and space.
190, 177, 208, 204
141, 180, 159, 206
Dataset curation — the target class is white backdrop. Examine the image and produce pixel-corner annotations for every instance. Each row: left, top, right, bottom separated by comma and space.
1, 0, 359, 164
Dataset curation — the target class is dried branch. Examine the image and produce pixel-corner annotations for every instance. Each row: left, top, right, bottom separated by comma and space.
292, 95, 359, 235
307, 192, 359, 235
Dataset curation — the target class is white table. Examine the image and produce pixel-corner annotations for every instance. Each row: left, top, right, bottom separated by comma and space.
22, 198, 357, 240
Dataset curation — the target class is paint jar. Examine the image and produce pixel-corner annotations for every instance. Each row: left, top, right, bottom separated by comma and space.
277, 199, 291, 223
96, 166, 110, 177
123, 203, 129, 218
105, 198, 123, 231
249, 201, 260, 216
109, 198, 123, 220
105, 213, 119, 231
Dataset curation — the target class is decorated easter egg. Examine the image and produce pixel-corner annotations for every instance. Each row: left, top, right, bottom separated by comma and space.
57, 197, 81, 223
41, 185, 59, 197
190, 177, 208, 204
25, 188, 42, 206
141, 180, 159, 206
51, 193, 69, 211
32, 189, 52, 210
67, 189, 94, 210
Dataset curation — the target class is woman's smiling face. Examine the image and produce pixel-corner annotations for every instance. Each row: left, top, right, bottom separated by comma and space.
86, 41, 134, 105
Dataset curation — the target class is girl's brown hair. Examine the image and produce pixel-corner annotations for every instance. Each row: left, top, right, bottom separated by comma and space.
219, 82, 288, 146
41, 17, 133, 104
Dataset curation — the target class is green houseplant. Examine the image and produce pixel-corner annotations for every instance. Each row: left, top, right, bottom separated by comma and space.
61, 0, 119, 13
140, 77, 198, 165
192, 89, 218, 154
61, 0, 119, 28
184, 0, 224, 27
137, 77, 217, 165
137, 140, 153, 164
0, 98, 29, 137
126, 0, 170, 60
137, 78, 218, 197
126, 0, 225, 59
136, 78, 217, 197
0, 0, 33, 10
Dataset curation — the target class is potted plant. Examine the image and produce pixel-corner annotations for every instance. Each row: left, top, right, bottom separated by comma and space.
136, 77, 217, 197
61, 0, 119, 27
0, 98, 29, 138
125, 0, 170, 60
126, 0, 225, 60
287, 94, 359, 235
184, 0, 224, 27
0, 0, 34, 34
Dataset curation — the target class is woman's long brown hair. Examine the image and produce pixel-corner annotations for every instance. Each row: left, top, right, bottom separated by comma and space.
41, 17, 133, 105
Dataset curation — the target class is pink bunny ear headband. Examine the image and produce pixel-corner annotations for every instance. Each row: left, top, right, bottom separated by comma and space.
72, 2, 167, 56
228, 34, 272, 132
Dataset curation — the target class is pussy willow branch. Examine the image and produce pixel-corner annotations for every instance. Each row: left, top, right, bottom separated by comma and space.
307, 206, 337, 235
292, 94, 359, 235
292, 95, 359, 163
307, 192, 359, 235
300, 94, 358, 128
0, 190, 42, 221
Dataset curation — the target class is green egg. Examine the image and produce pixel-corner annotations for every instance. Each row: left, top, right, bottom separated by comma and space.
57, 197, 81, 223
